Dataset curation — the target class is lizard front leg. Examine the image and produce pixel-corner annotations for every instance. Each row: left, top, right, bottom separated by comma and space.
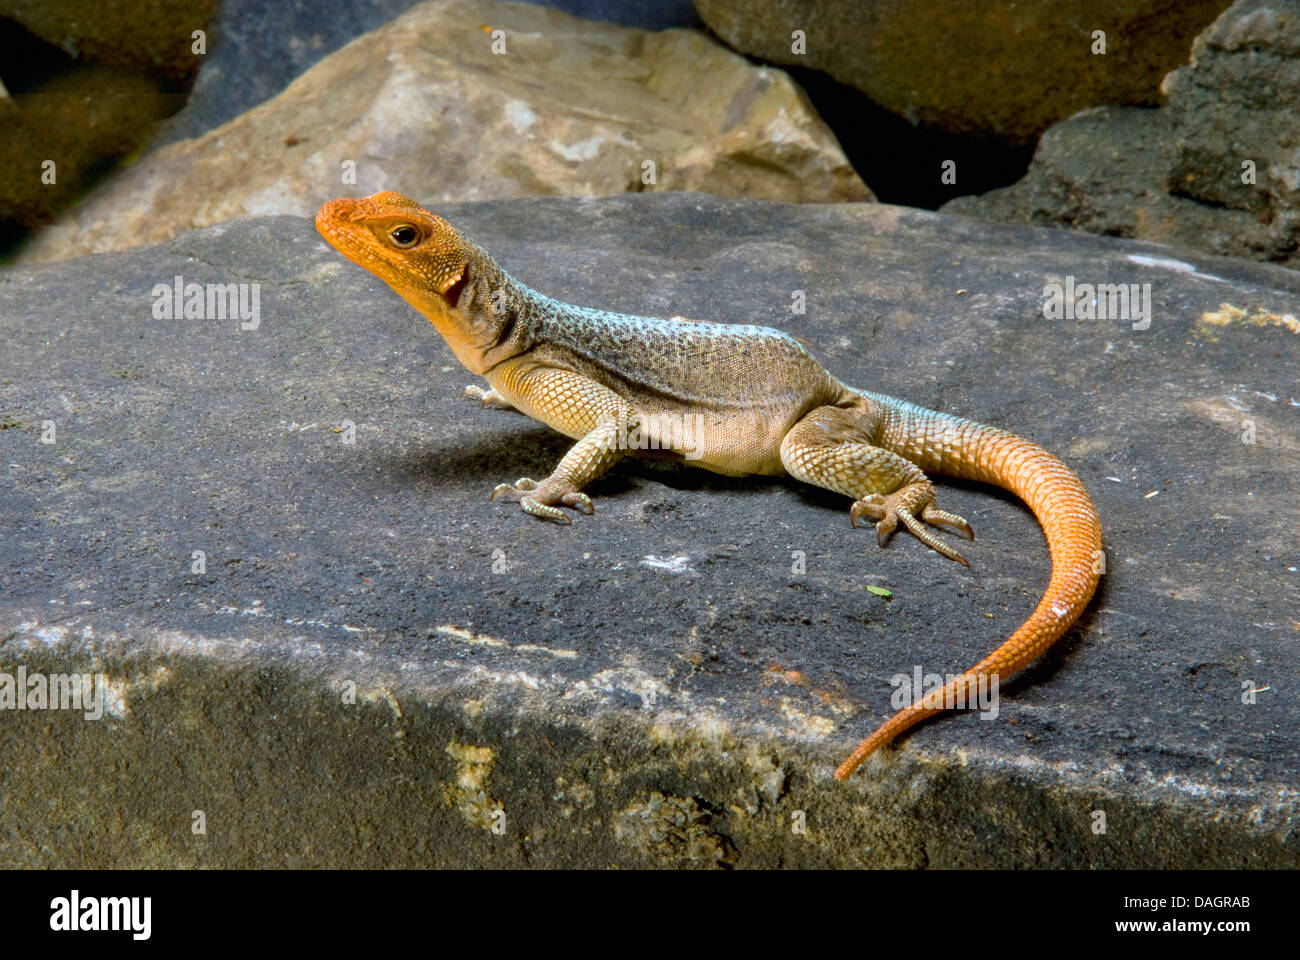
487, 367, 630, 523
780, 405, 973, 565
463, 384, 516, 411
490, 419, 626, 522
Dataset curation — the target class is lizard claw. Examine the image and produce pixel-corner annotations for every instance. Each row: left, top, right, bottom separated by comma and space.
850, 494, 886, 530
490, 478, 593, 523
851, 487, 971, 567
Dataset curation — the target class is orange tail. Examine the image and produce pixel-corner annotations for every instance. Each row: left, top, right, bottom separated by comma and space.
835, 411, 1102, 780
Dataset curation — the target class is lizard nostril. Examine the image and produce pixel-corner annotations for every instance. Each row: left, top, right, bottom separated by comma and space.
318, 198, 356, 221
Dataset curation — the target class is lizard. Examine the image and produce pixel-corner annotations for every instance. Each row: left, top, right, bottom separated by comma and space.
315, 191, 1103, 780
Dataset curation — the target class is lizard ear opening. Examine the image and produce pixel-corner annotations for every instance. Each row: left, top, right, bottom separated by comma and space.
439, 264, 469, 307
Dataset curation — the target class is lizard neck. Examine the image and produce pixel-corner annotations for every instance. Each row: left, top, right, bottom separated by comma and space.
403, 252, 540, 376
315, 193, 552, 375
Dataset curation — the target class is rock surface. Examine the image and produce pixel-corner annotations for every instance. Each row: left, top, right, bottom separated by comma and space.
154, 0, 702, 146
0, 0, 213, 81
1, 193, 1297, 868
0, 6, 198, 234
0, 64, 179, 230
693, 0, 1230, 146
944, 0, 1300, 269
16, 0, 868, 266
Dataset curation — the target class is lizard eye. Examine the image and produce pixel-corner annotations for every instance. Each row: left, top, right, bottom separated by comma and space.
387, 225, 420, 248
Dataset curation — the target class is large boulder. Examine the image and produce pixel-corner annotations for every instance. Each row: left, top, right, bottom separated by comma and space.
693, 0, 1230, 146
0, 0, 213, 81
944, 0, 1300, 268
0, 63, 178, 232
1, 193, 1296, 867
0, 2, 207, 235
154, 0, 703, 146
1163, 0, 1300, 257
15, 0, 868, 266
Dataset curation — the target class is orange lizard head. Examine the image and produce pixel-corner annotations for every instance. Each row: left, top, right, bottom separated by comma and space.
316, 191, 475, 314
317, 191, 519, 372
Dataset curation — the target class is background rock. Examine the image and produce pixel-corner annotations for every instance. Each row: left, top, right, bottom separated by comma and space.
0, 1, 699, 257
0, 0, 214, 81
0, 62, 180, 229
154, 0, 702, 146
1163, 0, 1300, 257
0, 6, 205, 246
1, 193, 1296, 867
693, 0, 1231, 146
944, 0, 1300, 269
15, 0, 869, 266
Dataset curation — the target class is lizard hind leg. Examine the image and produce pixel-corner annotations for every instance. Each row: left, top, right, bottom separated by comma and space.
780, 406, 973, 565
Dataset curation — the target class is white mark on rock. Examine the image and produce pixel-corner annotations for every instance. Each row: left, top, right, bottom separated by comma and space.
640, 555, 694, 574
1126, 253, 1227, 284
550, 135, 604, 161
587, 667, 670, 710
504, 98, 536, 135
436, 624, 577, 659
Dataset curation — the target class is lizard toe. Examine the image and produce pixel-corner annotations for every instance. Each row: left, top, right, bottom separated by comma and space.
560, 492, 594, 514
851, 486, 970, 565
464, 384, 515, 410
521, 496, 571, 523
922, 506, 974, 540
490, 478, 539, 502
849, 494, 886, 527
899, 508, 970, 566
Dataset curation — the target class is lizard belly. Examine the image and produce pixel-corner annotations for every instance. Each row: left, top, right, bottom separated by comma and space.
488, 370, 795, 475
486, 355, 824, 478
636, 403, 798, 476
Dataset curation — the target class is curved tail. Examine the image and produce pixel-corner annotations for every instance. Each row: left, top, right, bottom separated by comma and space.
834, 397, 1103, 780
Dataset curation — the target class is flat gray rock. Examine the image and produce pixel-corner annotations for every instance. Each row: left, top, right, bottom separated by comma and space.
1, 193, 1296, 867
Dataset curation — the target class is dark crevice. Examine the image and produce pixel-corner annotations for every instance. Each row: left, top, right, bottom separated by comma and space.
0, 16, 75, 94
784, 64, 1035, 209
0, 15, 198, 263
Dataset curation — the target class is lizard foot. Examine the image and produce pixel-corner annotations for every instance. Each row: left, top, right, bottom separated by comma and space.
463, 384, 515, 411
490, 477, 593, 524
850, 485, 973, 567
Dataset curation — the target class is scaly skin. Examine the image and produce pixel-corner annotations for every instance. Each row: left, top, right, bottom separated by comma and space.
316, 192, 1104, 780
